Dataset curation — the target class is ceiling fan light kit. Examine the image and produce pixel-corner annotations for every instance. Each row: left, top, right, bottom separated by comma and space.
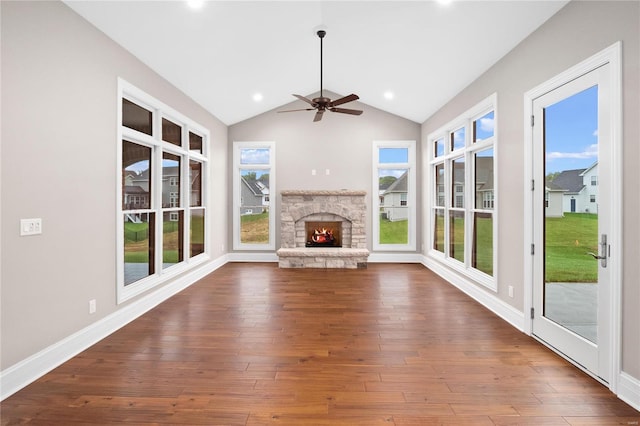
278, 30, 363, 122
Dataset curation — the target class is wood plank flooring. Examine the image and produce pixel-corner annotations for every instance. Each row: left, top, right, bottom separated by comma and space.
2, 263, 639, 425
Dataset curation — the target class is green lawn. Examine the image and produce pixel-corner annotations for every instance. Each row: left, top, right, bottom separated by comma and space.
124, 212, 207, 263
545, 213, 597, 282
379, 216, 408, 244
432, 212, 596, 281
240, 211, 269, 243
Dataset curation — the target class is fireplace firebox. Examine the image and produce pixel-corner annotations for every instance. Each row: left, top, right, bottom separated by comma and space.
305, 221, 342, 247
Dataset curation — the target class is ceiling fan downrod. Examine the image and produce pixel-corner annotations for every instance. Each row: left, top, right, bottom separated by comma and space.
318, 30, 325, 98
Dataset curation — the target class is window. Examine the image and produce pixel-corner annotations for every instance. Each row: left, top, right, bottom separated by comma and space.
591, 175, 597, 186
590, 195, 596, 203
118, 80, 209, 303
233, 142, 275, 250
373, 140, 416, 251
427, 94, 497, 289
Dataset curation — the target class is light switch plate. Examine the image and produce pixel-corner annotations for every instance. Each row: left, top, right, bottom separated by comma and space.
20, 218, 42, 236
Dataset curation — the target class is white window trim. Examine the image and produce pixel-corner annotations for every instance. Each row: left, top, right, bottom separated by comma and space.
232, 141, 276, 251
426, 93, 498, 291
372, 140, 417, 252
117, 78, 210, 304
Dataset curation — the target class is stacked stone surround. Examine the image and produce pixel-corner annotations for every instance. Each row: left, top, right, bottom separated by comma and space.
277, 190, 370, 268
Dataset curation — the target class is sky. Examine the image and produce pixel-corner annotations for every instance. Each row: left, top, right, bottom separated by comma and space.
545, 85, 598, 174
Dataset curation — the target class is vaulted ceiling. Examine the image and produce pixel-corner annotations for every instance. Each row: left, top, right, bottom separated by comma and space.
64, 1, 569, 125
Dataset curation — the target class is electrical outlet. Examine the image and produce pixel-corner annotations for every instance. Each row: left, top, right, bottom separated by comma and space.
89, 299, 96, 314
20, 218, 42, 236
508, 286, 514, 298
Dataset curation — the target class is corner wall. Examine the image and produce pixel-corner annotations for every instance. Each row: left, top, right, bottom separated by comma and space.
228, 92, 421, 253
421, 0, 639, 387
1, 1, 228, 373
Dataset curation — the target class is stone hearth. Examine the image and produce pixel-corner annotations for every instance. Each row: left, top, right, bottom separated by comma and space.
277, 190, 369, 268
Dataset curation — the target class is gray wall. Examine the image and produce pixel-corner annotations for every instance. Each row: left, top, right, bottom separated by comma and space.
229, 92, 422, 252
1, 1, 228, 369
421, 0, 639, 378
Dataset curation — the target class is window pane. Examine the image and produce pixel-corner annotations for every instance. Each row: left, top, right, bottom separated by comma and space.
379, 147, 408, 164
122, 141, 151, 210
189, 131, 203, 154
163, 211, 184, 269
473, 110, 495, 142
162, 118, 182, 146
451, 127, 465, 151
190, 208, 205, 257
451, 157, 465, 208
473, 212, 493, 276
449, 210, 464, 263
474, 148, 494, 209
379, 169, 409, 244
435, 163, 445, 207
123, 213, 155, 285
240, 169, 270, 244
433, 209, 445, 253
434, 138, 445, 158
240, 148, 269, 165
162, 152, 180, 208
190, 160, 202, 207
122, 99, 152, 135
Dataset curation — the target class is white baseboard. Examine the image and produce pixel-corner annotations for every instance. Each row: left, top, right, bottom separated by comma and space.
0, 255, 228, 401
368, 253, 423, 263
618, 372, 640, 412
420, 255, 525, 332
226, 252, 278, 263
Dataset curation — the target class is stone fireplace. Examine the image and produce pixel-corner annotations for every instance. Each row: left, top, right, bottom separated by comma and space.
277, 190, 369, 268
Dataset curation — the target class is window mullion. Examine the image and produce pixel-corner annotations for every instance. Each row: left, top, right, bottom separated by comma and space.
465, 142, 473, 269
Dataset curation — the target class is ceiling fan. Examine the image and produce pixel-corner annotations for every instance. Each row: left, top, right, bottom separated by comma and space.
278, 30, 363, 122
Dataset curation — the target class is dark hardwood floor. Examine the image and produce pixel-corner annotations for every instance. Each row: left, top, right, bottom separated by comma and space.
2, 263, 639, 425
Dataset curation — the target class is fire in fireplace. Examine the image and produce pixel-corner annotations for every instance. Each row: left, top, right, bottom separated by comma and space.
305, 221, 342, 247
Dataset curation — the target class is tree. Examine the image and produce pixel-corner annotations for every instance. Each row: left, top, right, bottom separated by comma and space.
243, 171, 257, 181
379, 175, 397, 189
546, 171, 560, 182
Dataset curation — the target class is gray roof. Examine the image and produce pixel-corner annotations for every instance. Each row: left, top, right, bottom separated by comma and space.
475, 157, 494, 191
550, 168, 586, 193
384, 171, 408, 193
242, 178, 265, 196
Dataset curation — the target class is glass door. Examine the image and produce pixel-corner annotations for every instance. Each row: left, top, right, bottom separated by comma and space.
532, 64, 611, 382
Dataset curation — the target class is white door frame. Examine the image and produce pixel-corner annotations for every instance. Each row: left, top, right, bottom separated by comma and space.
523, 42, 622, 391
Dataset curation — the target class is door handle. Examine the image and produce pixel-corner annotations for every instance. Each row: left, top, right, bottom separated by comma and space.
586, 234, 607, 268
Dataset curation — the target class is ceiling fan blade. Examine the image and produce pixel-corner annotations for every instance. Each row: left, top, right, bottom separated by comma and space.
330, 107, 363, 116
330, 93, 359, 107
293, 94, 315, 106
277, 108, 315, 113
313, 110, 325, 122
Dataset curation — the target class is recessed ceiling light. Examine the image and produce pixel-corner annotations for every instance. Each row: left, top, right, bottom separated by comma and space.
186, 0, 204, 10
253, 93, 263, 102
384, 91, 394, 100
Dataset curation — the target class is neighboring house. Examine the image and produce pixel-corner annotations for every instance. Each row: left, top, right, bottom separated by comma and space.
432, 158, 494, 210
475, 157, 494, 210
545, 162, 598, 216
240, 177, 269, 215
544, 180, 566, 218
381, 171, 408, 222
123, 170, 149, 212
123, 165, 202, 222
